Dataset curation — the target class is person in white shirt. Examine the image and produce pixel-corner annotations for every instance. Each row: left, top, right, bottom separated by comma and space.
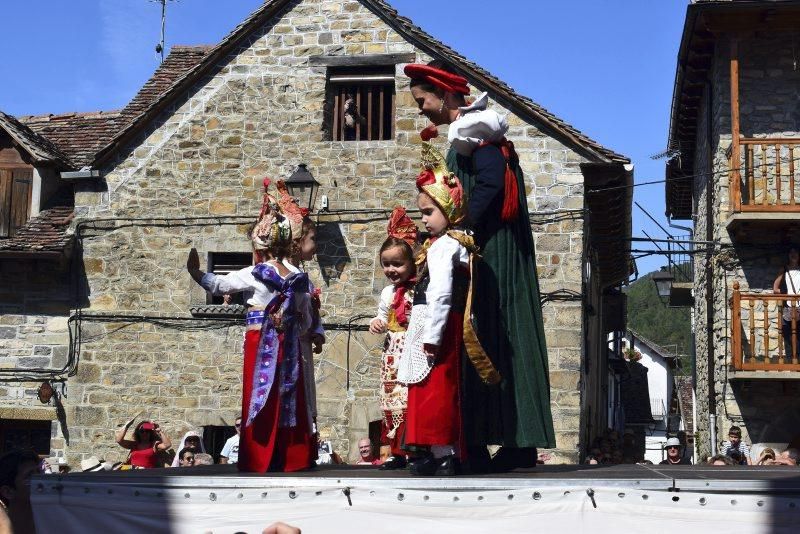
220, 416, 241, 464
773, 245, 800, 360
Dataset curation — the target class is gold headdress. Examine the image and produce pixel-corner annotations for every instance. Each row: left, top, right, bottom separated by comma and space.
251, 178, 292, 251
415, 126, 464, 225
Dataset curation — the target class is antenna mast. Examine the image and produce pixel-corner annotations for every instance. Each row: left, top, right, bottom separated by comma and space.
151, 0, 178, 63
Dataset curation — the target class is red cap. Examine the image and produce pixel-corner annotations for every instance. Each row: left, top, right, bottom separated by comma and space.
140, 422, 155, 431
404, 64, 470, 95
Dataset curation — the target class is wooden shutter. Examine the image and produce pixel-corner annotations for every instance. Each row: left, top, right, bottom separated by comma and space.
0, 168, 32, 237
0, 169, 12, 238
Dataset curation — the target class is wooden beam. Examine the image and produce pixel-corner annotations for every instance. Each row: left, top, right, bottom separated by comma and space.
308, 53, 416, 67
730, 36, 742, 212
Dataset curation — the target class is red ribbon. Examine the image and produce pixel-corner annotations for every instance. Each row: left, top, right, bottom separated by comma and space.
391, 278, 416, 327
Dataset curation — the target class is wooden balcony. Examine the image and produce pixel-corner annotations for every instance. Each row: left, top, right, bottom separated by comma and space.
727, 138, 800, 238
730, 282, 800, 373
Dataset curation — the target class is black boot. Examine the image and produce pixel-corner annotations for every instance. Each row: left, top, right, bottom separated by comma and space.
409, 454, 438, 476
435, 455, 461, 476
379, 455, 407, 470
491, 447, 538, 473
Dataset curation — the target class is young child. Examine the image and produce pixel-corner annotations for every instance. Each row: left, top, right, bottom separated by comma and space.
186, 178, 318, 473
720, 426, 751, 465
397, 133, 499, 476
289, 213, 325, 441
368, 207, 418, 470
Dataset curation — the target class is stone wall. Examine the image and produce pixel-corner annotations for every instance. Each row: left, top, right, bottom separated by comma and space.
3, 0, 599, 465
691, 33, 800, 458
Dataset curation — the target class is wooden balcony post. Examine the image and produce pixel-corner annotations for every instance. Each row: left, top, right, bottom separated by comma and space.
731, 281, 742, 370
730, 37, 742, 212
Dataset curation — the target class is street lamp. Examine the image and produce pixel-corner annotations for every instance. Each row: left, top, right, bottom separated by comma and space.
285, 163, 320, 212
652, 270, 674, 300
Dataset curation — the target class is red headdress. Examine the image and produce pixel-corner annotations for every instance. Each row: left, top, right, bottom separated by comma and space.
404, 64, 470, 95
386, 206, 418, 246
275, 179, 305, 239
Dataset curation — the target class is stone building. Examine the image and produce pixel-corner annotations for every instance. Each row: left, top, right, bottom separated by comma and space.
665, 0, 800, 459
0, 0, 631, 465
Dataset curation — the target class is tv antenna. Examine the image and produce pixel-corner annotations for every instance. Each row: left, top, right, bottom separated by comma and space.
150, 0, 179, 63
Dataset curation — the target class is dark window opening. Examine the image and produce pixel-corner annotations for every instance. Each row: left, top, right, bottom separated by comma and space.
326, 66, 395, 142
202, 425, 236, 463
0, 419, 51, 456
206, 252, 253, 305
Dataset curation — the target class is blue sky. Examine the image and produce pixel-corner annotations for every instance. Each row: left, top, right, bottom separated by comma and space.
0, 0, 688, 275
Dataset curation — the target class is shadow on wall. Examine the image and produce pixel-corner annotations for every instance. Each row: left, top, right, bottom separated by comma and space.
731, 380, 800, 443
315, 220, 351, 286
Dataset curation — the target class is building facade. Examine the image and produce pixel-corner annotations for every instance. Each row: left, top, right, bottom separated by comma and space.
666, 0, 800, 459
0, 0, 631, 465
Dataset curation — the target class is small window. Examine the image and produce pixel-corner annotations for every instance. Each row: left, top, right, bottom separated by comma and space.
0, 168, 33, 238
0, 419, 51, 455
326, 66, 395, 141
206, 252, 253, 305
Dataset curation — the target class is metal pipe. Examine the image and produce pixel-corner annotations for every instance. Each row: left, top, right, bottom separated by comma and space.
709, 413, 717, 456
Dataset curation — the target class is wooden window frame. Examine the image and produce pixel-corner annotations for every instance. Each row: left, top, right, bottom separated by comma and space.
0, 167, 33, 238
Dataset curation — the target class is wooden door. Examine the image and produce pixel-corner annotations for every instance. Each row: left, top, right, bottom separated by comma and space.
0, 167, 32, 237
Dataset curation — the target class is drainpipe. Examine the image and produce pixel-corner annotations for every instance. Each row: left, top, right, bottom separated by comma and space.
709, 413, 717, 456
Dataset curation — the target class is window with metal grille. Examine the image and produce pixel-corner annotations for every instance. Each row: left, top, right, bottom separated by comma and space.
327, 66, 395, 141
206, 252, 253, 305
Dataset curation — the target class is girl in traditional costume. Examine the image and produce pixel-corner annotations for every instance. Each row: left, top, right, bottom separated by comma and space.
368, 207, 417, 470
397, 131, 499, 476
404, 61, 555, 471
187, 178, 318, 473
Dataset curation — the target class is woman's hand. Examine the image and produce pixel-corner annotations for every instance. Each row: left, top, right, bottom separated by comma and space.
369, 318, 387, 335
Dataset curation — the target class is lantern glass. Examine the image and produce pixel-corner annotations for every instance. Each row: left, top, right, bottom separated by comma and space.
652, 271, 674, 299
285, 164, 320, 211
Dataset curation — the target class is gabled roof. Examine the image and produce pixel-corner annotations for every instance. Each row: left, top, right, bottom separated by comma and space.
0, 206, 74, 258
93, 0, 629, 167
19, 111, 121, 169
0, 111, 72, 168
629, 329, 679, 362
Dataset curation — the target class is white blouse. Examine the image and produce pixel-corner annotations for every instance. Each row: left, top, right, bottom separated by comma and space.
422, 235, 469, 346
448, 92, 509, 156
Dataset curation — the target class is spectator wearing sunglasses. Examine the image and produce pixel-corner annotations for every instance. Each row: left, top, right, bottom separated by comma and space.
659, 437, 691, 465
220, 416, 242, 464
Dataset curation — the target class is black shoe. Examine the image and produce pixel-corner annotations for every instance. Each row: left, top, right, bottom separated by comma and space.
435, 455, 461, 476
409, 454, 438, 476
379, 456, 407, 470
462, 446, 492, 474
491, 447, 538, 473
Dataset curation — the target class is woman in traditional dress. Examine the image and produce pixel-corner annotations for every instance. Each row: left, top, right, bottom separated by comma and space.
404, 61, 555, 470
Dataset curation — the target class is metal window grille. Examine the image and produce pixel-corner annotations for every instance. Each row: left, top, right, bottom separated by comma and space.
328, 68, 395, 142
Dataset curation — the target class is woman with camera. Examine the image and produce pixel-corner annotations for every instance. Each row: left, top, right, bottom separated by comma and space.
115, 414, 172, 469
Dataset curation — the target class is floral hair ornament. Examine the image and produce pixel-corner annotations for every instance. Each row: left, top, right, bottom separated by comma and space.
415, 127, 464, 225
387, 206, 418, 247
404, 64, 470, 95
275, 179, 305, 239
251, 177, 291, 251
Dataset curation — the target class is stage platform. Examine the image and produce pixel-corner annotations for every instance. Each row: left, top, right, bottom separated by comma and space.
32, 464, 800, 533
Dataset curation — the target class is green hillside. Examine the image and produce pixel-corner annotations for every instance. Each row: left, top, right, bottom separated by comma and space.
625, 272, 693, 375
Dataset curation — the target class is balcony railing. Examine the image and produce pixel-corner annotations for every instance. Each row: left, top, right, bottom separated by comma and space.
730, 138, 800, 212
730, 282, 800, 371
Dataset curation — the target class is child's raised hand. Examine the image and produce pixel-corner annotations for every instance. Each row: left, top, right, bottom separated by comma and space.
187, 248, 200, 273
369, 318, 387, 334
311, 333, 325, 354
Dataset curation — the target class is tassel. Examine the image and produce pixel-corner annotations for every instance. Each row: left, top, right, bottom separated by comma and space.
480, 139, 520, 223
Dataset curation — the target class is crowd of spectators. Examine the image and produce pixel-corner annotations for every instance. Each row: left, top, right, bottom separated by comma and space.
582, 425, 800, 468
